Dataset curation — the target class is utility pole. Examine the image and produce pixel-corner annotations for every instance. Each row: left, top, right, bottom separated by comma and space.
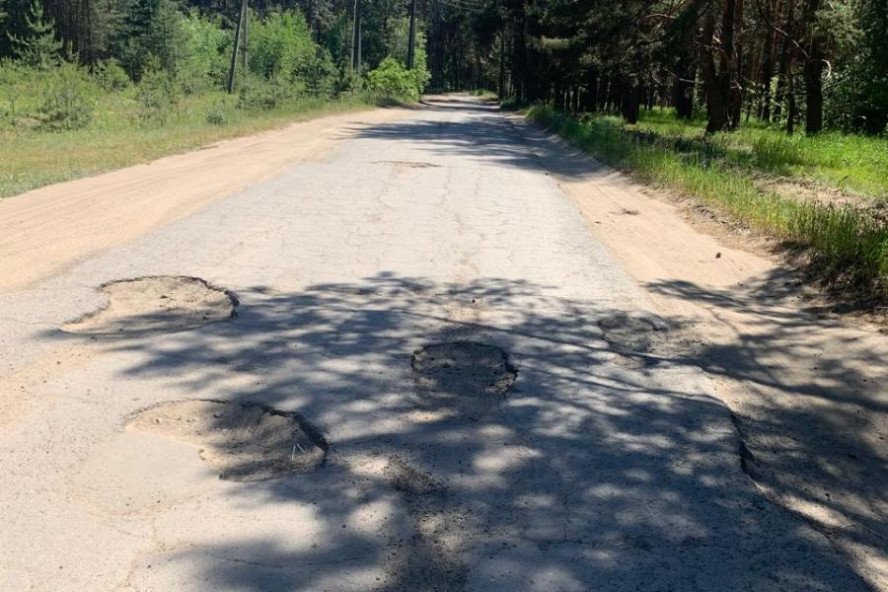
350, 0, 357, 70
227, 0, 248, 94
406, 0, 417, 69
242, 0, 249, 78
352, 0, 362, 73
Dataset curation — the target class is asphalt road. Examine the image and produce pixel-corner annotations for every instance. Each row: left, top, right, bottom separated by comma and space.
0, 96, 869, 591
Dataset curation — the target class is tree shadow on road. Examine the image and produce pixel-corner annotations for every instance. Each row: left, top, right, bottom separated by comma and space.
646, 270, 888, 587
43, 273, 873, 591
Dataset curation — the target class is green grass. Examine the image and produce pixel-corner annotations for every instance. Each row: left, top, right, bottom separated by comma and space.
529, 105, 888, 300
630, 109, 888, 199
0, 89, 376, 199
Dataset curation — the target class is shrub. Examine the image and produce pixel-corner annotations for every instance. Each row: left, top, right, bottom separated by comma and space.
137, 65, 179, 125
237, 74, 294, 110
92, 59, 130, 92
301, 48, 337, 97
333, 67, 362, 96
180, 11, 231, 93
367, 58, 425, 102
205, 99, 232, 125
0, 60, 32, 126
38, 63, 95, 131
248, 11, 315, 81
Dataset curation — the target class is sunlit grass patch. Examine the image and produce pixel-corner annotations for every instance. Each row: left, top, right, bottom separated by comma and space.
0, 86, 375, 198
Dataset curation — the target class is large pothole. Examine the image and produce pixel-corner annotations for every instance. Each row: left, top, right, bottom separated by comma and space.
598, 313, 667, 353
412, 342, 517, 399
63, 276, 237, 335
126, 400, 326, 482
411, 342, 517, 418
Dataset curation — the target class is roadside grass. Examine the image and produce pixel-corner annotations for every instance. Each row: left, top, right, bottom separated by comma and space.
529, 105, 888, 300
0, 89, 376, 198
631, 110, 888, 199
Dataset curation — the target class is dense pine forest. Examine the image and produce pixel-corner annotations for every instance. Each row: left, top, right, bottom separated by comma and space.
1, 0, 886, 135
427, 0, 887, 136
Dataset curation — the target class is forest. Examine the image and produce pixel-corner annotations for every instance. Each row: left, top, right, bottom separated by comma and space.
0, 0, 429, 197
2, 0, 885, 137
428, 0, 888, 136
1, 0, 887, 294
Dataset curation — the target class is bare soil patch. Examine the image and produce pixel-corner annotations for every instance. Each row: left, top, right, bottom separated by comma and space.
63, 276, 237, 336
127, 399, 326, 482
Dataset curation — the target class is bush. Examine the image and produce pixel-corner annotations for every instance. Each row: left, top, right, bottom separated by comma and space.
301, 48, 337, 97
248, 11, 315, 81
367, 58, 425, 102
333, 68, 363, 96
180, 11, 231, 93
38, 63, 95, 131
92, 59, 130, 92
0, 60, 32, 126
237, 74, 294, 110
205, 99, 232, 125
137, 65, 179, 125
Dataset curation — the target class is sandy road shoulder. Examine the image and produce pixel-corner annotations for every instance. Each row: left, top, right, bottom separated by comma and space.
0, 107, 411, 293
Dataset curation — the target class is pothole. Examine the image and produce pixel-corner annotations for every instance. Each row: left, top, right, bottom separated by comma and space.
126, 400, 327, 482
412, 342, 517, 409
598, 313, 667, 354
63, 276, 238, 335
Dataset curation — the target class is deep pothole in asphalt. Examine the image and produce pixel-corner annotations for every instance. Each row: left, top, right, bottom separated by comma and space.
63, 276, 238, 335
411, 342, 518, 404
598, 313, 668, 354
126, 400, 327, 482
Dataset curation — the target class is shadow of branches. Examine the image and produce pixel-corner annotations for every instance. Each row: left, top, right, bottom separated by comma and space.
647, 270, 888, 587
45, 273, 872, 591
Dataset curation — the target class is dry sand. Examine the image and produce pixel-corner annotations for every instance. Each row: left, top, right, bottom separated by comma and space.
0, 107, 409, 293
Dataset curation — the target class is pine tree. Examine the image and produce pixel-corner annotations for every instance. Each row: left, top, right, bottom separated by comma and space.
118, 0, 185, 79
8, 0, 62, 68
856, 0, 888, 133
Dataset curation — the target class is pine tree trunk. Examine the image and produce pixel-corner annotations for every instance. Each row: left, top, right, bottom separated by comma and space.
702, 12, 728, 132
674, 57, 695, 119
621, 78, 640, 124
803, 0, 823, 133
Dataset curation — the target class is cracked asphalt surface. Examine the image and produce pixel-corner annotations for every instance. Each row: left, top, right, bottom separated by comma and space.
0, 96, 871, 591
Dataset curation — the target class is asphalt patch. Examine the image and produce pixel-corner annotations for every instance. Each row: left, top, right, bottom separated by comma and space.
126, 400, 326, 482
63, 276, 237, 336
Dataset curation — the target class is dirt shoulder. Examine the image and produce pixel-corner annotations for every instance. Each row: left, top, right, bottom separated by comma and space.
555, 151, 888, 589
0, 106, 410, 293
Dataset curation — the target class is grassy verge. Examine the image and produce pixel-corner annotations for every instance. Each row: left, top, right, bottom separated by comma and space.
0, 91, 376, 199
529, 105, 888, 301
